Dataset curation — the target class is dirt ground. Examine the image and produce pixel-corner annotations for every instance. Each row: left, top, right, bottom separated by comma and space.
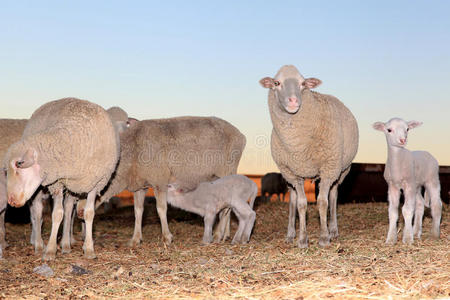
1, 199, 449, 299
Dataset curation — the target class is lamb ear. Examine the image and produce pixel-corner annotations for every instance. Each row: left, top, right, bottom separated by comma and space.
407, 120, 422, 129
259, 77, 276, 89
16, 148, 37, 169
372, 122, 385, 131
302, 78, 322, 89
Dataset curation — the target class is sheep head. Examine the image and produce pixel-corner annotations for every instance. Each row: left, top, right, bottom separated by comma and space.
260, 65, 321, 114
6, 148, 43, 207
373, 118, 422, 148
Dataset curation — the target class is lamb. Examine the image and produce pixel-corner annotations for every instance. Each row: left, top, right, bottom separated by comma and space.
77, 116, 245, 246
260, 65, 359, 248
167, 175, 257, 244
261, 172, 288, 202
373, 118, 442, 244
3, 98, 119, 260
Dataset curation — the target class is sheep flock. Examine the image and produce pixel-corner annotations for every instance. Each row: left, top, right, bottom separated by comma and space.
0, 65, 444, 262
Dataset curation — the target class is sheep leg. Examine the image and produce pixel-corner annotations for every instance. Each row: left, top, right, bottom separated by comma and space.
386, 185, 400, 245
61, 194, 75, 253
401, 185, 415, 244
203, 212, 216, 244
328, 183, 339, 239
70, 204, 77, 244
82, 189, 97, 259
286, 186, 297, 243
413, 189, 424, 239
426, 182, 442, 239
43, 189, 64, 261
154, 189, 173, 245
129, 189, 146, 247
317, 179, 332, 247
295, 180, 309, 248
231, 208, 245, 244
0, 200, 6, 250
30, 192, 44, 253
213, 208, 231, 243
239, 203, 256, 244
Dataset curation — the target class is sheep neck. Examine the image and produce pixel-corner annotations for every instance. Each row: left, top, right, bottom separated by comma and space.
167, 190, 206, 217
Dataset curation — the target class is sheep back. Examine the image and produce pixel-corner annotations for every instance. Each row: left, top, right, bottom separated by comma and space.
102, 116, 245, 200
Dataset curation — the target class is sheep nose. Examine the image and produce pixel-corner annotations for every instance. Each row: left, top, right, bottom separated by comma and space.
399, 138, 406, 144
288, 97, 298, 105
8, 194, 16, 206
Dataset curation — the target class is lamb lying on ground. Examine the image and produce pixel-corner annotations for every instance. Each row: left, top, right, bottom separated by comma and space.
373, 118, 442, 244
167, 175, 257, 244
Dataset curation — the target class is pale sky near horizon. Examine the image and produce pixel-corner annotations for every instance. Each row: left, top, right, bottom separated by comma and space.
1, 1, 449, 174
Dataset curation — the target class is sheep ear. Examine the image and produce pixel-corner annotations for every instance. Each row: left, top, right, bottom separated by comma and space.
372, 122, 385, 131
259, 77, 276, 89
127, 118, 139, 127
16, 148, 37, 169
407, 120, 422, 129
302, 78, 322, 89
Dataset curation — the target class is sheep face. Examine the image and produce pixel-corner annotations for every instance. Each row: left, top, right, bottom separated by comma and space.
6, 148, 43, 207
259, 65, 322, 114
373, 118, 422, 148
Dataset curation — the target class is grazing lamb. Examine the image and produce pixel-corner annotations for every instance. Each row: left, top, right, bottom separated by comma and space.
261, 172, 288, 202
373, 118, 442, 244
77, 116, 245, 246
167, 175, 257, 244
260, 65, 359, 248
3, 98, 119, 260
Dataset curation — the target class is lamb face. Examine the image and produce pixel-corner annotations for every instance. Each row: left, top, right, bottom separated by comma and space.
6, 148, 43, 207
259, 65, 322, 114
373, 118, 422, 149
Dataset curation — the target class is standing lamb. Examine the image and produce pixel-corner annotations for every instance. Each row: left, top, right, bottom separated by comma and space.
167, 175, 257, 244
373, 118, 442, 244
77, 116, 245, 246
3, 98, 119, 260
260, 65, 359, 248
261, 172, 288, 202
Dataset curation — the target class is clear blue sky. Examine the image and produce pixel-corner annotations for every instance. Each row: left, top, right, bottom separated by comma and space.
1, 1, 449, 173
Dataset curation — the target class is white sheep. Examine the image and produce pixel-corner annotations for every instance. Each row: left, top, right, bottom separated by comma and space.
260, 65, 359, 248
373, 118, 442, 244
167, 175, 257, 244
3, 98, 119, 260
0, 119, 49, 257
76, 116, 246, 246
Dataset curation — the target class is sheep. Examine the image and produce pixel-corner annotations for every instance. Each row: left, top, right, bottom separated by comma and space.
76, 116, 245, 246
261, 172, 288, 202
373, 118, 442, 244
167, 174, 257, 244
59, 106, 137, 254
3, 98, 119, 260
260, 65, 359, 248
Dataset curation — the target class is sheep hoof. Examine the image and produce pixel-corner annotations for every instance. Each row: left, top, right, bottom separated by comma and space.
163, 234, 173, 246
402, 235, 413, 245
61, 244, 71, 254
42, 251, 56, 261
297, 237, 308, 248
0, 240, 8, 249
318, 236, 331, 247
329, 228, 339, 239
431, 229, 440, 240
127, 239, 142, 247
285, 236, 295, 244
84, 250, 97, 259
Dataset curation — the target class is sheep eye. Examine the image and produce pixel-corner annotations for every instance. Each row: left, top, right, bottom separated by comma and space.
406, 128, 409, 132
274, 80, 280, 87
387, 129, 392, 133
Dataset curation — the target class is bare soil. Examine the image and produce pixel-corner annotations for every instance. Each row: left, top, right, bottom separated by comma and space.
1, 199, 449, 299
